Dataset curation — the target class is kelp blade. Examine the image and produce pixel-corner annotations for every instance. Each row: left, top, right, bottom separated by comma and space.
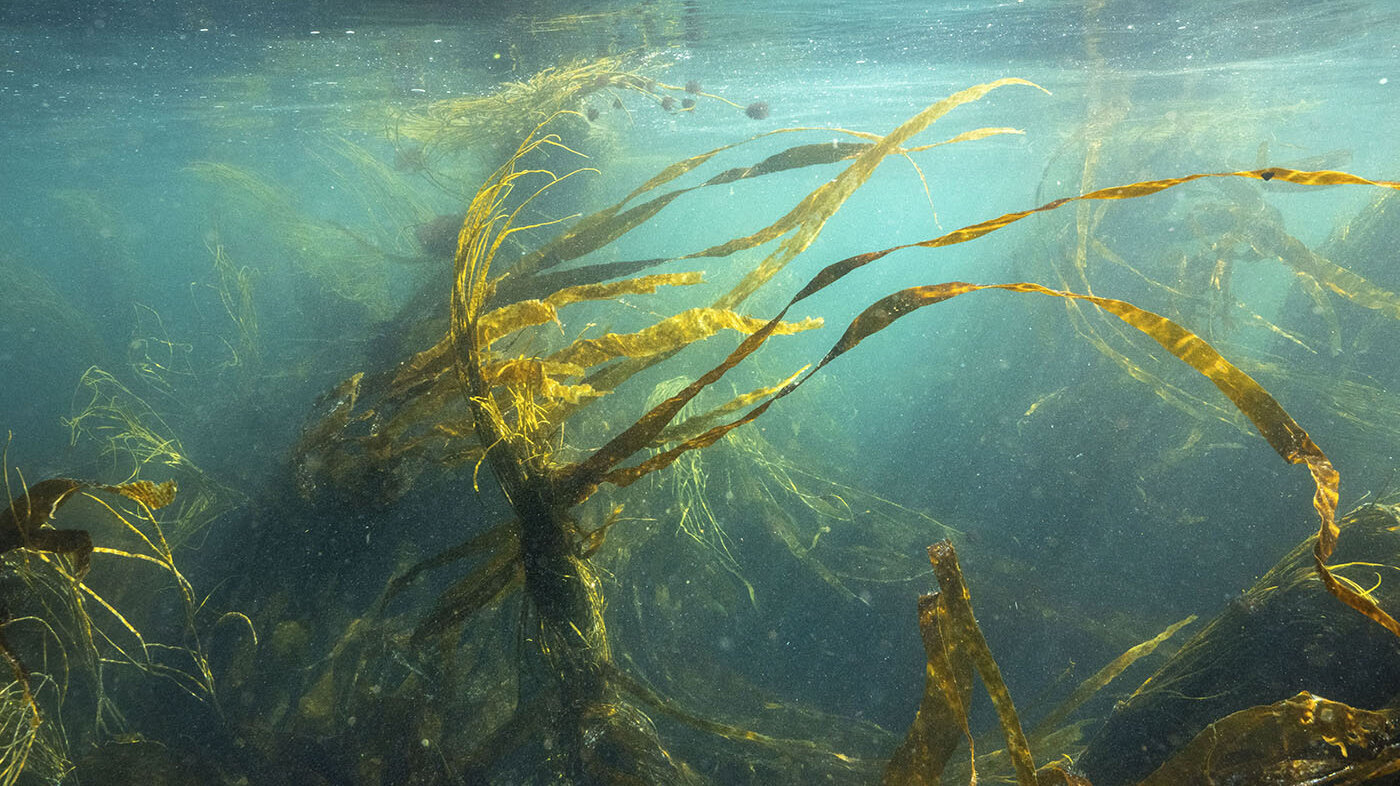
813, 280, 1396, 638
1029, 615, 1196, 742
564, 166, 1400, 503
578, 166, 1400, 638
882, 585, 974, 784
884, 540, 1037, 786
2, 476, 176, 561
1139, 692, 1400, 784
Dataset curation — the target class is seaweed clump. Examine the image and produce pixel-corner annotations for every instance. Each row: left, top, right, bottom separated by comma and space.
273, 71, 1400, 783
0, 467, 181, 783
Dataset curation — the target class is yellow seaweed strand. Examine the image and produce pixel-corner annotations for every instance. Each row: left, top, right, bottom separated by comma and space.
565, 166, 1400, 502
1030, 615, 1197, 740
822, 281, 1398, 638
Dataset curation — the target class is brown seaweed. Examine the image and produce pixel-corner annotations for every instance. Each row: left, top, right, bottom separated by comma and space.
1139, 692, 1400, 784
884, 541, 1037, 785
561, 165, 1400, 501
2, 477, 176, 578
276, 65, 1400, 782
0, 474, 178, 756
562, 167, 1400, 641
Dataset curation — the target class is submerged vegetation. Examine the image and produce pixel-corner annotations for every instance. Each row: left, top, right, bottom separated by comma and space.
7, 16, 1400, 785
271, 68, 1400, 782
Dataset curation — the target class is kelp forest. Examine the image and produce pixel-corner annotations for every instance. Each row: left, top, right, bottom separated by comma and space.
5, 1, 1400, 784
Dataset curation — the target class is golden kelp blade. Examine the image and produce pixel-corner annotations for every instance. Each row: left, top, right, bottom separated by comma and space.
389, 274, 707, 402
450, 116, 593, 332
1139, 692, 1400, 784
701, 78, 1047, 308
1029, 615, 1196, 741
561, 166, 1400, 502
101, 479, 177, 511
819, 281, 1398, 638
1, 479, 83, 544
883, 587, 974, 785
549, 308, 821, 371
789, 167, 1400, 308
2, 476, 178, 563
884, 541, 1037, 786
480, 271, 706, 347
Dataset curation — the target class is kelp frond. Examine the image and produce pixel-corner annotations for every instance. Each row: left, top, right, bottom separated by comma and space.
558, 163, 1400, 640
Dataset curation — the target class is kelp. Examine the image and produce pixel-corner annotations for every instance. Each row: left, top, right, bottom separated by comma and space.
1139, 692, 1400, 785
548, 308, 820, 371
0, 468, 181, 783
434, 117, 698, 782
1, 476, 176, 578
502, 123, 1022, 295
398, 97, 1039, 778
271, 67, 1400, 783
1079, 502, 1400, 784
1243, 355, 1400, 454
298, 78, 1036, 508
887, 543, 1195, 786
1028, 76, 1400, 482
558, 165, 1400, 642
499, 112, 1032, 323
477, 271, 707, 352
695, 79, 1046, 310
883, 541, 1036, 786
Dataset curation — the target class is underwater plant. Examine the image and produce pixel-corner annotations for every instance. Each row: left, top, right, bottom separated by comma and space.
275, 70, 1400, 783
0, 462, 185, 783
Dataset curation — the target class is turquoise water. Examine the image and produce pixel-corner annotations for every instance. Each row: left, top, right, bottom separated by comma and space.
4, 1, 1400, 783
